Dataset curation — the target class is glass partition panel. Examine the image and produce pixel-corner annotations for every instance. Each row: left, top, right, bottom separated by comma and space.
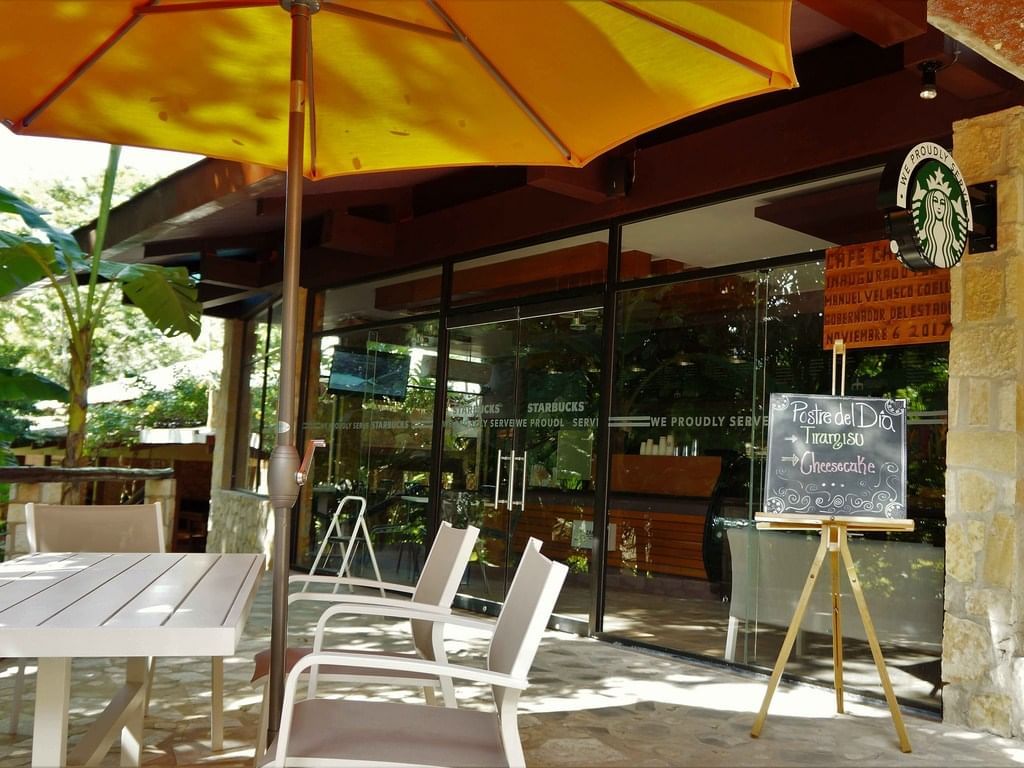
441, 304, 602, 628
233, 302, 281, 493
297, 320, 438, 585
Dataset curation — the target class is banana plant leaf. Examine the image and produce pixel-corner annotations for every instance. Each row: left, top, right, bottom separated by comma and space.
100, 261, 201, 339
0, 185, 80, 258
0, 367, 68, 403
0, 185, 200, 340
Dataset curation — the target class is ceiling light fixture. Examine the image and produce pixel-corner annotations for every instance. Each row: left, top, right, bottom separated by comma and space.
919, 60, 939, 100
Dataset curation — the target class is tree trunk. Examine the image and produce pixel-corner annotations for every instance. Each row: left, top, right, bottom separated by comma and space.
63, 324, 92, 503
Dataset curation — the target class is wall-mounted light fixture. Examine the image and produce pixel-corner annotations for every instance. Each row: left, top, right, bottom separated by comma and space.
919, 60, 940, 100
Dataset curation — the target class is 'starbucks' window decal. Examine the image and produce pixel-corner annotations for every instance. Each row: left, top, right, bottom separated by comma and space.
879, 142, 973, 271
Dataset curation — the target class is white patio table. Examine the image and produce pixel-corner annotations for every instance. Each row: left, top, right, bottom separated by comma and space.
0, 551, 264, 767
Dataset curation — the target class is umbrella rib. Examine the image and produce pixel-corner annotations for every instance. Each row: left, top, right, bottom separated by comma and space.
604, 0, 777, 82
16, 1, 161, 129
15, 0, 275, 130
307, 18, 319, 178
320, 2, 457, 40
138, 0, 274, 12
424, 0, 572, 163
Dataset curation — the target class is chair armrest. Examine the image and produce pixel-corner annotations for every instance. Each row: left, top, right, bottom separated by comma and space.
312, 601, 455, 649
437, 613, 495, 632
289, 573, 416, 594
287, 591, 415, 608
294, 651, 527, 691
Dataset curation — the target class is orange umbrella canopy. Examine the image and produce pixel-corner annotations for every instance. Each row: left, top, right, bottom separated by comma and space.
1, 0, 796, 180
1, 1, 798, 736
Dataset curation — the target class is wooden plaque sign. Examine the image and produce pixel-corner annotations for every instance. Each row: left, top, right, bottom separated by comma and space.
763, 393, 907, 519
823, 240, 950, 350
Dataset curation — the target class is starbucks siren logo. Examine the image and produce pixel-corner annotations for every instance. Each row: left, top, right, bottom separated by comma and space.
881, 142, 973, 271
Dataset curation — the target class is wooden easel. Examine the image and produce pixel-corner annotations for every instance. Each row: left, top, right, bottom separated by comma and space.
750, 339, 913, 753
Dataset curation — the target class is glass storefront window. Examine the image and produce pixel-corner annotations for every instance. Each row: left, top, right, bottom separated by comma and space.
604, 257, 947, 711
233, 302, 281, 493
298, 320, 438, 585
451, 231, 609, 307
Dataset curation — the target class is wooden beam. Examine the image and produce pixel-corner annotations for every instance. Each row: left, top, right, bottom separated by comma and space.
200, 252, 281, 288
144, 231, 281, 260
800, 0, 927, 48
320, 211, 396, 258
0, 467, 173, 483
526, 161, 611, 203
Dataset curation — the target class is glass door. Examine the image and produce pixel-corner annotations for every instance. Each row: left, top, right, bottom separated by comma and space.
443, 302, 602, 629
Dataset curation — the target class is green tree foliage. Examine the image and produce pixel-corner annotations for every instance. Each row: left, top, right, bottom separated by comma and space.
0, 146, 201, 475
86, 375, 210, 453
2, 164, 201, 386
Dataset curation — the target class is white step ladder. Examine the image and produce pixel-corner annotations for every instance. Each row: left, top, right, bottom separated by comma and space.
306, 495, 384, 595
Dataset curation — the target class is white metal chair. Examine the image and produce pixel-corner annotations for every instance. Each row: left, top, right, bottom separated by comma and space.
306, 495, 383, 595
251, 521, 482, 761
24, 502, 227, 750
26, 502, 166, 554
262, 538, 568, 768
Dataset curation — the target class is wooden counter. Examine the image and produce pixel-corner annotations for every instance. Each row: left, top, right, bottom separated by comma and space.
610, 454, 721, 497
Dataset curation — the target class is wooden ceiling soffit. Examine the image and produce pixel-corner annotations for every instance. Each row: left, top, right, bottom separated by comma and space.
295, 62, 1024, 286
319, 211, 396, 258
200, 252, 282, 289
753, 179, 887, 245
800, 0, 927, 47
257, 187, 412, 221
100, 160, 281, 261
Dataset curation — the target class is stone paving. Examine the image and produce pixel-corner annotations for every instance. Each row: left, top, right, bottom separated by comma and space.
0, 574, 1022, 767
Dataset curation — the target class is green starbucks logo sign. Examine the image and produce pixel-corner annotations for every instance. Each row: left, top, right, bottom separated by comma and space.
881, 142, 973, 270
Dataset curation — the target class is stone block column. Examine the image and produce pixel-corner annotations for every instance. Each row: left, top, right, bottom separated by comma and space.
944, 105, 1024, 737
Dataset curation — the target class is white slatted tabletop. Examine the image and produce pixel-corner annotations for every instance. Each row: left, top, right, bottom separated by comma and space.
0, 552, 264, 766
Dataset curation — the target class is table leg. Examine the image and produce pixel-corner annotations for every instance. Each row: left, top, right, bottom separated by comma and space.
211, 656, 224, 751
33, 657, 71, 768
120, 657, 147, 767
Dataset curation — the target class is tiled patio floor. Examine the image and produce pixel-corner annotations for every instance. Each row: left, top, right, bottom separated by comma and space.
1, 573, 1022, 767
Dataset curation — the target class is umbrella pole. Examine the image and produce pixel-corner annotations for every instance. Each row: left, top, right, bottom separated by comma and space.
266, 0, 316, 745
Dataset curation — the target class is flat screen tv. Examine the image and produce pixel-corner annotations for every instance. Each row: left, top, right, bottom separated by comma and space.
327, 348, 411, 400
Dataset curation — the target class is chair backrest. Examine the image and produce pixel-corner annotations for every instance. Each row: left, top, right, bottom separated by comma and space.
488, 538, 567, 709
25, 502, 166, 554
408, 521, 479, 658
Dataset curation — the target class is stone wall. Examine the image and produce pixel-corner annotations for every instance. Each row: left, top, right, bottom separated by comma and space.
206, 488, 274, 565
944, 105, 1024, 737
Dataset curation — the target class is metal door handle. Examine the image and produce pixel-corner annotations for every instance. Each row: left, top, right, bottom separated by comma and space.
506, 451, 517, 510
513, 451, 527, 509
493, 449, 504, 508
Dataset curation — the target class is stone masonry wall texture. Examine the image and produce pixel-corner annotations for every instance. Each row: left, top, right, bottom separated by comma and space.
945, 105, 1024, 738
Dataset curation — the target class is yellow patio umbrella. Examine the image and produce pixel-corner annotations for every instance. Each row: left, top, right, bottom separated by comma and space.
0, 0, 797, 739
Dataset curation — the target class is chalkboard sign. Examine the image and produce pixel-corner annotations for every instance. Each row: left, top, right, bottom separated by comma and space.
763, 393, 907, 519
